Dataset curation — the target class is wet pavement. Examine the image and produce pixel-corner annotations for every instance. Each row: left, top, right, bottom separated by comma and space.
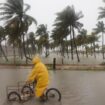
1, 68, 105, 105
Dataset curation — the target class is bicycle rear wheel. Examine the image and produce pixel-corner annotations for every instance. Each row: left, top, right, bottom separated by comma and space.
46, 88, 61, 101
21, 85, 34, 97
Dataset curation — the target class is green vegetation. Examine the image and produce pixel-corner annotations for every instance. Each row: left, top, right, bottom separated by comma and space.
0, 0, 105, 65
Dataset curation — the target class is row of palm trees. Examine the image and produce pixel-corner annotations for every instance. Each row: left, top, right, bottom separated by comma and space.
0, 0, 37, 63
0, 0, 104, 63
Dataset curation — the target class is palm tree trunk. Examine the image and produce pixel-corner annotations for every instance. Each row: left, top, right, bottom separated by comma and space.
13, 42, 16, 64
62, 41, 65, 57
19, 17, 28, 63
72, 27, 80, 62
85, 45, 88, 58
22, 34, 28, 64
32, 41, 36, 54
45, 46, 49, 58
69, 26, 73, 60
0, 43, 8, 61
66, 38, 69, 58
93, 42, 96, 58
90, 43, 93, 56
102, 32, 105, 59
19, 44, 23, 59
5, 39, 8, 56
26, 40, 30, 57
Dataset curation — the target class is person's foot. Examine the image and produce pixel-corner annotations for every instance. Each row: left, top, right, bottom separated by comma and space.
31, 93, 35, 97
39, 95, 46, 102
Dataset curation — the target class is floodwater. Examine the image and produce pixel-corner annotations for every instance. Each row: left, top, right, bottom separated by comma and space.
1, 68, 105, 105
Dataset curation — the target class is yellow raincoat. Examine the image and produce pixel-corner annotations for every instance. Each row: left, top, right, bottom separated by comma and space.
27, 56, 49, 98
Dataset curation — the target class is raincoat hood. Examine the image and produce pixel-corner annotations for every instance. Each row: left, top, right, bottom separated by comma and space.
32, 56, 41, 64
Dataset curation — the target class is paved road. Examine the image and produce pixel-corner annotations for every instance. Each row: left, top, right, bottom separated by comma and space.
1, 68, 105, 105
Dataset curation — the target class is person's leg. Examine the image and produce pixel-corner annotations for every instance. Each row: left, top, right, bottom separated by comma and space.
39, 93, 46, 102
35, 81, 48, 102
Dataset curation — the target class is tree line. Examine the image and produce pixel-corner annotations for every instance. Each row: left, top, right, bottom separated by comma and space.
0, 0, 105, 64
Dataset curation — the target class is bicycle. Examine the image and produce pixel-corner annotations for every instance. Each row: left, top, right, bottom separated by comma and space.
7, 81, 61, 102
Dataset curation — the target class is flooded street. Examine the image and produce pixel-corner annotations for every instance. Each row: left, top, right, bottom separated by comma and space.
1, 68, 105, 105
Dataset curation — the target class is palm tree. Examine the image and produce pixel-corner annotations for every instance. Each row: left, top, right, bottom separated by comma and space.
98, 0, 105, 59
28, 32, 36, 55
78, 29, 88, 57
0, 26, 8, 61
89, 32, 100, 58
51, 26, 69, 57
53, 5, 83, 62
93, 21, 105, 59
98, 0, 105, 19
36, 24, 49, 57
0, 0, 37, 62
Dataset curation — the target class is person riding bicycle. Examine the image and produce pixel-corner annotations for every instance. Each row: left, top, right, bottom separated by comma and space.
26, 55, 49, 101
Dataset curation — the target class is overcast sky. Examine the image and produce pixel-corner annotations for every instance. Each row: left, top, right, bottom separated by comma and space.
0, 0, 104, 33
24, 0, 104, 33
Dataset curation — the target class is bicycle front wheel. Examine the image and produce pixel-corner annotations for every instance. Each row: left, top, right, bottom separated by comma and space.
8, 91, 21, 102
21, 85, 34, 96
